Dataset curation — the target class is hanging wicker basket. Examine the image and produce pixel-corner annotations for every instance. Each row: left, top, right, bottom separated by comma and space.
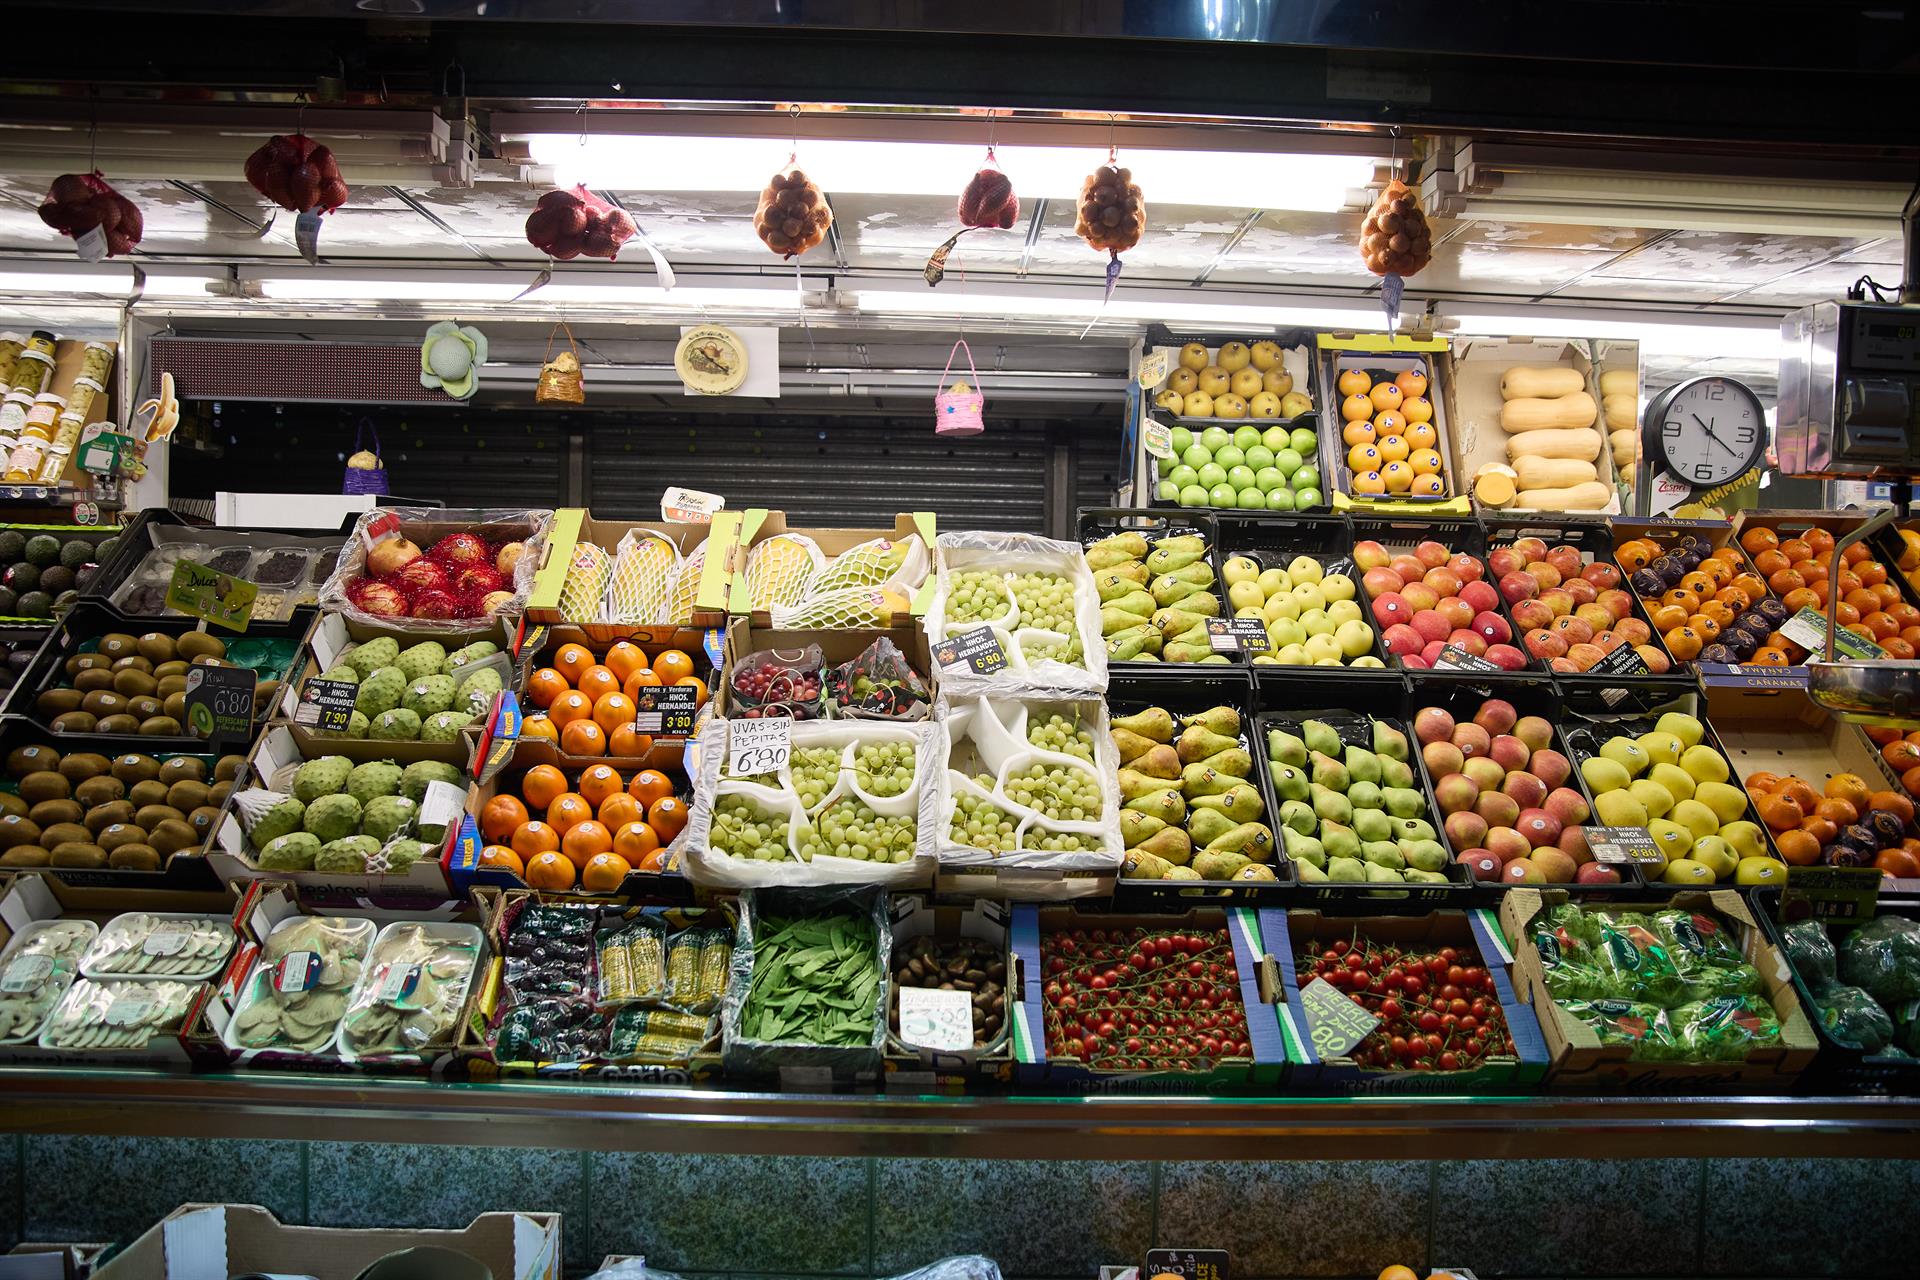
934, 338, 984, 437
536, 321, 585, 405
341, 418, 389, 495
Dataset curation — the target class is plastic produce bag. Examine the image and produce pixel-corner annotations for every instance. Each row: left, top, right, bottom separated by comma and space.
925, 531, 1106, 699
720, 884, 890, 1078
1667, 993, 1783, 1061
1587, 911, 1687, 1006
1781, 919, 1838, 990
1838, 914, 1920, 1006
807, 533, 930, 600
1814, 983, 1896, 1054
600, 529, 682, 624
1530, 905, 1615, 1002
1558, 998, 1676, 1061
1651, 908, 1761, 1002
729, 644, 827, 719
827, 635, 932, 721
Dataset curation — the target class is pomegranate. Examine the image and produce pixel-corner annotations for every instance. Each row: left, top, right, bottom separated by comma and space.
410, 590, 464, 619
390, 558, 450, 597
365, 536, 423, 578
431, 532, 490, 568
454, 565, 505, 599
348, 579, 408, 617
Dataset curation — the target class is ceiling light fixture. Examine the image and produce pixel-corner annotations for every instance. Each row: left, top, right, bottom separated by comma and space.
1442, 306, 1783, 360
242, 268, 805, 309
0, 262, 225, 299
853, 288, 1388, 331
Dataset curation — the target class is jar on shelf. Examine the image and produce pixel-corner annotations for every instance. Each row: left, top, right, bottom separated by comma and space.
6, 348, 51, 397
34, 447, 69, 485
0, 392, 30, 438
0, 334, 22, 389
21, 331, 55, 362
78, 341, 114, 385
50, 414, 85, 453
24, 394, 64, 443
64, 376, 101, 422
5, 438, 47, 482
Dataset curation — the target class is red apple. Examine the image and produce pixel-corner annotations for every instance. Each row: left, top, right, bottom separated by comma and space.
1583, 562, 1622, 590
1615, 617, 1652, 645
1566, 642, 1606, 669
1435, 774, 1481, 816
1544, 786, 1590, 826
1423, 740, 1466, 777
1509, 598, 1555, 632
1460, 849, 1503, 881
1636, 643, 1673, 673
1486, 644, 1528, 670
1502, 857, 1546, 884
1436, 597, 1475, 630
1414, 707, 1456, 745
1353, 540, 1391, 570
1421, 639, 1450, 665
1445, 809, 1490, 848
1423, 566, 1464, 599
1531, 750, 1572, 789
1546, 546, 1584, 579
1597, 588, 1634, 621
1501, 770, 1549, 810
1447, 629, 1489, 657
1470, 610, 1512, 646
1549, 656, 1579, 671
1389, 553, 1428, 583
1562, 577, 1599, 605
1498, 571, 1540, 604
1576, 861, 1622, 885
1524, 628, 1567, 659
1477, 792, 1523, 830
1559, 825, 1593, 863
1487, 547, 1524, 579
1372, 592, 1411, 627
1459, 580, 1500, 613
1448, 552, 1485, 584
1540, 588, 1576, 618
1552, 615, 1595, 645
1517, 808, 1563, 846
1511, 537, 1548, 563
1415, 540, 1450, 568
1452, 722, 1491, 758
1533, 848, 1578, 884
1474, 698, 1518, 735
1575, 602, 1615, 632
1488, 734, 1531, 773
1383, 622, 1425, 657
1362, 566, 1405, 598
1402, 655, 1432, 670
1400, 581, 1440, 612
1462, 756, 1506, 792
1488, 826, 1532, 864
1525, 562, 1563, 591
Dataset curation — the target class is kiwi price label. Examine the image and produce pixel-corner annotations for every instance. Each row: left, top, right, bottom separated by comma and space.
1145, 1249, 1230, 1280
295, 677, 358, 734
185, 664, 257, 756
1299, 975, 1380, 1060
1586, 826, 1664, 866
166, 559, 258, 632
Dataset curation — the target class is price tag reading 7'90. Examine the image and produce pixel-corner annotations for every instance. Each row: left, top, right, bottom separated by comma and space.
729, 718, 792, 778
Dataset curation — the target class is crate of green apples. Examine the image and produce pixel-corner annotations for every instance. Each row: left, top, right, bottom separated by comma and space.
1153, 422, 1325, 512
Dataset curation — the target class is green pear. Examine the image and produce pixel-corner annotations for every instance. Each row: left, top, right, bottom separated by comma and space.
1119, 810, 1167, 847
1372, 721, 1409, 761
1136, 827, 1193, 866
1200, 746, 1252, 778
1383, 787, 1427, 819
1296, 858, 1329, 882
1178, 725, 1241, 763
1235, 863, 1278, 882
1391, 816, 1436, 843
1353, 808, 1392, 843
1270, 763, 1308, 802
1404, 868, 1450, 884
1311, 784, 1354, 826
1096, 570, 1137, 603
1181, 706, 1241, 737
1086, 541, 1143, 571
1403, 839, 1448, 872
1124, 787, 1185, 823
1379, 757, 1415, 790
1204, 822, 1275, 862
1118, 768, 1171, 800
1104, 593, 1156, 623
1167, 559, 1217, 587
1124, 849, 1172, 880
1310, 752, 1351, 792
1171, 622, 1212, 646
1267, 729, 1308, 768
1105, 557, 1151, 585
1321, 820, 1360, 861
1362, 841, 1406, 870
1347, 780, 1384, 812
1110, 727, 1159, 764
1150, 607, 1208, 636
1188, 808, 1239, 846
1090, 530, 1149, 557
1176, 591, 1222, 618
1189, 783, 1264, 820
1283, 828, 1326, 867
1105, 626, 1157, 661
1145, 539, 1205, 575
1131, 745, 1182, 780
1193, 848, 1252, 881
1327, 856, 1367, 882
1164, 641, 1216, 664
1151, 575, 1206, 608
1280, 799, 1317, 836
1112, 707, 1176, 742
1365, 862, 1406, 884
1181, 762, 1241, 796
1166, 865, 1202, 881
1344, 746, 1382, 785
1303, 719, 1344, 759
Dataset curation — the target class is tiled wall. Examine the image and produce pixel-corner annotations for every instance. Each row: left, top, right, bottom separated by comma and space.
3, 1136, 1915, 1279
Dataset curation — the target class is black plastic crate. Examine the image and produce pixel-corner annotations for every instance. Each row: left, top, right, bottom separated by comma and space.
1107, 669, 1291, 909
1077, 507, 1243, 674
1144, 415, 1332, 516
0, 518, 134, 625
1348, 513, 1544, 676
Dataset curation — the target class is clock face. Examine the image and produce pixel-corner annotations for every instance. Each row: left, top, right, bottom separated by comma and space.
1655, 377, 1765, 488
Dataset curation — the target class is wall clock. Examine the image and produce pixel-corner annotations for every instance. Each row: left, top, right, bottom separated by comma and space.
1640, 375, 1768, 511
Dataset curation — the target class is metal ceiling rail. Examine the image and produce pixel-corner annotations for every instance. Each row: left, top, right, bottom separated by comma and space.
3, 1069, 1917, 1160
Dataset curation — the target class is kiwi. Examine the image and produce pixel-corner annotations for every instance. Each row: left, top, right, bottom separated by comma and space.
148, 819, 198, 855
56, 752, 110, 783
17, 772, 69, 804
110, 655, 153, 675
139, 716, 182, 737
51, 711, 97, 734
0, 815, 43, 848
135, 633, 177, 664
0, 793, 26, 820
112, 754, 159, 785
166, 780, 210, 811
112, 669, 158, 697
187, 806, 222, 839
97, 714, 141, 736
157, 757, 206, 786
49, 842, 107, 868
163, 693, 186, 720
254, 680, 283, 713
72, 669, 115, 693
63, 653, 97, 677
192, 656, 227, 668
80, 690, 127, 718
108, 845, 161, 871
7, 744, 60, 776
157, 674, 187, 697
84, 800, 135, 834
0, 847, 50, 868
27, 798, 82, 827
177, 631, 227, 661
36, 688, 84, 717
127, 696, 163, 720
215, 754, 246, 782
39, 822, 92, 849
96, 633, 139, 660
154, 660, 188, 680
208, 780, 233, 808
73, 774, 126, 808
128, 779, 169, 808
134, 803, 186, 830
97, 823, 145, 850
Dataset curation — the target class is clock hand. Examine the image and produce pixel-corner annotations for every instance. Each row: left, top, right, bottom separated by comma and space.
1691, 413, 1737, 458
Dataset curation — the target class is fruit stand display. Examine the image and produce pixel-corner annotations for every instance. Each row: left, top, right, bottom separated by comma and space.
1142, 329, 1325, 513
321, 507, 551, 630
925, 531, 1105, 695
1727, 510, 1920, 665
1613, 520, 1792, 673
1350, 516, 1530, 671
0, 522, 124, 624
729, 510, 936, 627
1081, 511, 1235, 669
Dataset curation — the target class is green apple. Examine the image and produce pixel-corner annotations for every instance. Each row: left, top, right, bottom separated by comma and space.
1275, 642, 1311, 665
1262, 593, 1301, 623
1735, 856, 1786, 885
1244, 445, 1276, 471
1663, 858, 1714, 885
1292, 464, 1321, 491
1156, 479, 1180, 501
1215, 445, 1246, 470
1315, 657, 1344, 666
1198, 463, 1228, 488
1600, 736, 1650, 776
1170, 426, 1194, 454
1168, 464, 1199, 488
1233, 425, 1263, 450
1646, 818, 1690, 861
1235, 604, 1265, 621
1255, 466, 1285, 492
1656, 711, 1705, 748
1304, 632, 1344, 663
1257, 567, 1289, 597
1720, 820, 1767, 860
1290, 426, 1318, 457
1264, 488, 1297, 511
1261, 425, 1291, 452
1181, 444, 1213, 469
1236, 487, 1265, 509
1222, 555, 1261, 586
1670, 798, 1720, 840
1274, 448, 1304, 477
1201, 426, 1231, 451
1227, 580, 1265, 612
1690, 836, 1736, 881
1637, 731, 1684, 766
1227, 465, 1257, 490
1351, 655, 1386, 668
1267, 617, 1306, 649
1321, 573, 1355, 602
1680, 744, 1731, 784
1291, 581, 1327, 613
1288, 555, 1325, 585
1581, 756, 1631, 794
1299, 607, 1331, 636
1208, 483, 1239, 507
1156, 453, 1177, 477
1178, 484, 1210, 507
1335, 618, 1374, 657
1326, 599, 1362, 627
1294, 487, 1323, 508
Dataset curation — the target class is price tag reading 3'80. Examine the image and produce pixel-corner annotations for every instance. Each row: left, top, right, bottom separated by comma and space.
729, 717, 792, 777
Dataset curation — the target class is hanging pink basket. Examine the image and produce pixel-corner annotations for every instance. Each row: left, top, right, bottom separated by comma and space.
935, 339, 985, 437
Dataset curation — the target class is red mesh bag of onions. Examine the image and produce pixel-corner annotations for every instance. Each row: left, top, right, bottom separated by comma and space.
1359, 179, 1433, 278
525, 184, 637, 261
38, 173, 144, 257
243, 135, 350, 214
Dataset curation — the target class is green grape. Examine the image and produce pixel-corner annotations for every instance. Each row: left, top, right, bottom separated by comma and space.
790, 746, 843, 810
1011, 571, 1075, 633
798, 798, 917, 863
1027, 712, 1094, 761
950, 791, 1019, 852
1023, 828, 1104, 853
722, 756, 778, 787
948, 570, 1012, 623
1022, 635, 1084, 667
1005, 762, 1102, 823
852, 741, 915, 797
713, 794, 794, 862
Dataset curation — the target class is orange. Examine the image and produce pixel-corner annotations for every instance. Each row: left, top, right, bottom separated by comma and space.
1649, 603, 1688, 632
522, 764, 570, 811
1369, 381, 1404, 411
1702, 558, 1732, 586
1376, 434, 1410, 463
1806, 528, 1837, 558
1337, 368, 1372, 397
1825, 773, 1870, 809
577, 664, 621, 702
1779, 538, 1812, 564
522, 714, 558, 743
1745, 771, 1784, 794
622, 667, 663, 700
609, 725, 653, 758
1800, 816, 1838, 847
1342, 393, 1374, 422
1617, 541, 1656, 570
1405, 421, 1437, 450
1394, 369, 1428, 399
629, 769, 675, 807
1875, 848, 1920, 879
561, 719, 608, 757
1663, 626, 1703, 661
561, 819, 613, 867
481, 794, 531, 843
578, 763, 625, 808
1814, 797, 1859, 827
1758, 794, 1805, 832
653, 650, 695, 684
603, 641, 650, 683
511, 820, 562, 858
1342, 420, 1376, 447
1680, 571, 1715, 598
1884, 740, 1920, 773
1860, 559, 1889, 587
1372, 409, 1405, 437
1740, 527, 1779, 554
550, 689, 594, 727
1904, 763, 1920, 798
1752, 549, 1789, 577
1778, 778, 1818, 813
1752, 646, 1792, 666
1734, 573, 1768, 601
1885, 636, 1917, 660
1774, 828, 1820, 866
553, 643, 596, 685
598, 792, 642, 830
1769, 569, 1806, 596
547, 792, 593, 833
526, 668, 570, 709
593, 692, 637, 735
1870, 790, 1916, 824
675, 675, 709, 708
581, 851, 632, 892
638, 849, 670, 873
478, 845, 524, 875
648, 795, 689, 840
613, 820, 660, 860
524, 850, 576, 891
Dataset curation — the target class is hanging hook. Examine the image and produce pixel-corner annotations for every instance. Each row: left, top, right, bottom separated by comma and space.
575, 99, 588, 149
86, 90, 98, 174
985, 108, 997, 163
1107, 113, 1118, 162
787, 104, 801, 168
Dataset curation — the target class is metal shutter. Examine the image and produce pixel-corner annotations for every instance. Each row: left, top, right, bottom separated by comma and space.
1073, 418, 1126, 513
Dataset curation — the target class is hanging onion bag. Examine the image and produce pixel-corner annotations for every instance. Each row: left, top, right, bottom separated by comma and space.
755, 167, 832, 258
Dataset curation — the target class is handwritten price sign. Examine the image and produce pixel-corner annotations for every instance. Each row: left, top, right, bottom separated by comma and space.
1300, 976, 1380, 1060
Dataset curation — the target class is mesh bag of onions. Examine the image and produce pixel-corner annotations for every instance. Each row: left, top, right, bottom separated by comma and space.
525, 185, 638, 260
244, 135, 350, 214
38, 173, 144, 257
754, 167, 832, 258
1359, 179, 1433, 277
1074, 163, 1145, 255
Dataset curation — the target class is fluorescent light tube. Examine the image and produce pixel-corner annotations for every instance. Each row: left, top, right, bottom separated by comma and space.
0, 262, 222, 298
855, 288, 1382, 331
1445, 308, 1782, 360
247, 269, 799, 309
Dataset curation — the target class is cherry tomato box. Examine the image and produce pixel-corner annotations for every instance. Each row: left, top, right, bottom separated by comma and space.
1264, 906, 1549, 1093
1010, 904, 1287, 1092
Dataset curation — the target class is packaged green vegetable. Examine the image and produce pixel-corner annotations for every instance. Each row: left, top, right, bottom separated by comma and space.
1837, 914, 1920, 1006
1667, 994, 1783, 1062
1531, 909, 1613, 1002
722, 885, 890, 1078
1813, 984, 1895, 1054
1780, 919, 1837, 990
1560, 998, 1677, 1061
1590, 911, 1686, 1006
1652, 908, 1761, 1002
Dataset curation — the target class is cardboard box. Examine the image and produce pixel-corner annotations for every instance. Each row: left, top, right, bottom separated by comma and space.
1010, 904, 1287, 1094
1500, 886, 1819, 1092
1314, 331, 1469, 515
1446, 335, 1635, 515
525, 508, 738, 626
731, 510, 936, 622
503, 620, 723, 774
92, 1205, 562, 1280
275, 611, 513, 749
716, 616, 931, 719
882, 896, 1017, 1091
1265, 906, 1548, 1093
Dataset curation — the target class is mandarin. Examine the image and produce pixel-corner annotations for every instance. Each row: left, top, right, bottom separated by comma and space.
560, 719, 607, 757
524, 850, 575, 890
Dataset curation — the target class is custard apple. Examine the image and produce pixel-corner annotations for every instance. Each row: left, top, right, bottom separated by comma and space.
303, 792, 362, 843
401, 760, 462, 803
292, 755, 351, 803
403, 674, 456, 718
443, 640, 501, 675
355, 666, 407, 716
319, 663, 360, 685
396, 641, 447, 681
248, 795, 305, 848
346, 760, 403, 806
454, 667, 503, 715
361, 794, 419, 842
316, 835, 379, 873
341, 710, 371, 739
422, 710, 475, 744
346, 636, 398, 678
258, 831, 320, 870
378, 839, 430, 871
371, 708, 422, 741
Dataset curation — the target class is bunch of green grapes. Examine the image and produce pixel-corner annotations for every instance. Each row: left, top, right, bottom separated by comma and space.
1005, 762, 1101, 823
1021, 635, 1083, 668
852, 740, 915, 797
713, 794, 793, 861
1027, 712, 1094, 762
1011, 571, 1075, 633
947, 570, 1012, 624
950, 791, 1019, 852
1023, 828, 1105, 853
789, 746, 843, 811
799, 799, 916, 863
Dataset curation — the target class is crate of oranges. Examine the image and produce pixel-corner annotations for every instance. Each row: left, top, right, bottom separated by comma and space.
1745, 767, 1920, 880
1732, 512, 1920, 663
468, 751, 694, 900
1614, 525, 1791, 670
517, 626, 719, 768
1315, 334, 1461, 512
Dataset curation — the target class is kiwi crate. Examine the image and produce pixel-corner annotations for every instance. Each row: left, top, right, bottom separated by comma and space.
9, 601, 311, 757
1078, 508, 1244, 674
0, 522, 128, 624
0, 717, 241, 891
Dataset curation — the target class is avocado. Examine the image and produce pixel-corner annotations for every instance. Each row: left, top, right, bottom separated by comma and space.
0, 587, 18, 616
58, 539, 93, 570
0, 532, 24, 562
5, 563, 38, 594
23, 536, 59, 568
15, 592, 51, 619
37, 566, 73, 596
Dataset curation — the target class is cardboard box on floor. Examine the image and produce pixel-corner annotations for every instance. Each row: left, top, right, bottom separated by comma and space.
1500, 885, 1819, 1092
525, 508, 739, 626
731, 510, 936, 623
92, 1205, 562, 1280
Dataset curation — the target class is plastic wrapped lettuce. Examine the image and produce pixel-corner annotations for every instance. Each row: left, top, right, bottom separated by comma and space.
1531, 906, 1614, 1002
1589, 911, 1687, 1006
1837, 914, 1920, 1006
1813, 984, 1895, 1054
1781, 919, 1838, 991
1668, 994, 1783, 1062
1560, 998, 1678, 1061
1652, 908, 1762, 1002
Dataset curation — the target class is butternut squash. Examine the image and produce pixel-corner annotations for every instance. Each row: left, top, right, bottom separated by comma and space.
1500, 366, 1587, 400
1472, 463, 1517, 508
1517, 481, 1612, 511
1501, 391, 1597, 432
1513, 456, 1599, 491
1609, 427, 1638, 463
1603, 393, 1636, 430
1505, 426, 1602, 463
1598, 369, 1637, 397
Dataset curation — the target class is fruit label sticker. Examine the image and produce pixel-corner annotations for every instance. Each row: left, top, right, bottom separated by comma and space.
633, 684, 700, 737
1142, 418, 1174, 460
729, 717, 792, 777
1299, 975, 1380, 1059
661, 486, 725, 523
1205, 618, 1270, 654
294, 677, 358, 734
897, 986, 974, 1052
74, 225, 107, 263
1779, 606, 1887, 660
1586, 826, 1664, 866
1145, 1248, 1230, 1280
167, 559, 259, 632
1431, 645, 1500, 672
933, 626, 1008, 676
1782, 865, 1882, 922
71, 501, 99, 525
1, 953, 52, 992
274, 951, 322, 995
185, 664, 258, 756
1135, 349, 1169, 389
